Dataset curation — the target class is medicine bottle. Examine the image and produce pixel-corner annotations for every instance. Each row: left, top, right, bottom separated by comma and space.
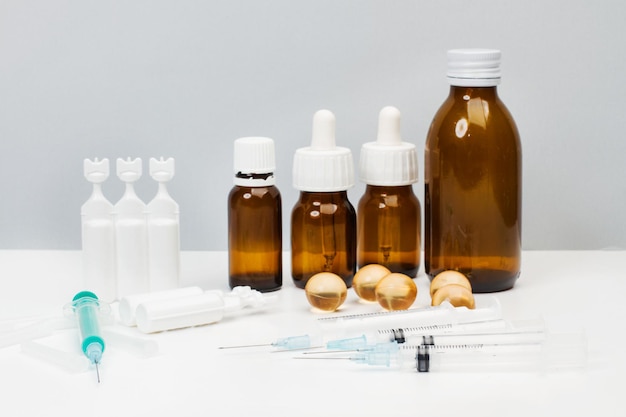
424, 49, 522, 292
291, 110, 356, 289
228, 137, 282, 292
357, 106, 421, 277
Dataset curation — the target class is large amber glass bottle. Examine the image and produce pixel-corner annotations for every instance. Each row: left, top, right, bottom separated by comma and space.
291, 110, 356, 289
228, 137, 282, 292
357, 106, 421, 277
424, 49, 522, 293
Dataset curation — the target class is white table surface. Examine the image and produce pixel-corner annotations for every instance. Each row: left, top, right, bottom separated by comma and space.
0, 250, 624, 416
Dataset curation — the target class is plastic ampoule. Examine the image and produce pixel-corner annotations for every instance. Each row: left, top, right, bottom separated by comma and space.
114, 157, 149, 299
81, 158, 117, 303
147, 157, 181, 292
291, 109, 356, 288
357, 106, 421, 276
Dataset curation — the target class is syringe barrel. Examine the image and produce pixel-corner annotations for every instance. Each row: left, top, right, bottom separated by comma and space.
317, 297, 502, 341
72, 291, 105, 361
412, 331, 587, 373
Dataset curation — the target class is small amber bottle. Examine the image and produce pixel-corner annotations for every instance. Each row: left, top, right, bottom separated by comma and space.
425, 49, 522, 292
358, 106, 421, 277
228, 137, 282, 292
291, 110, 356, 289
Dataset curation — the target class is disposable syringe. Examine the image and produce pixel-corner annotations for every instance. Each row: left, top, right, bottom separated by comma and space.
318, 319, 545, 352
316, 297, 502, 340
70, 291, 106, 382
299, 332, 587, 373
219, 298, 503, 352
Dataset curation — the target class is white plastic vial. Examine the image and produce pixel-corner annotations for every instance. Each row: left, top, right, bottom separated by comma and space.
147, 157, 181, 292
114, 157, 149, 299
81, 158, 117, 303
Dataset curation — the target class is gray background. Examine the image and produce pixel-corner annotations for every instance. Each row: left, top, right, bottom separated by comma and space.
1, 0, 624, 251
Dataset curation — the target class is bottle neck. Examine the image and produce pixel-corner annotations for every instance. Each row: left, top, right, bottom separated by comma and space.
449, 85, 498, 100
365, 184, 415, 196
234, 172, 276, 187
299, 190, 348, 202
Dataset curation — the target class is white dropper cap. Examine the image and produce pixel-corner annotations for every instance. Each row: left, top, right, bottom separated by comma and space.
292, 109, 354, 192
359, 106, 418, 186
446, 48, 501, 87
233, 137, 276, 186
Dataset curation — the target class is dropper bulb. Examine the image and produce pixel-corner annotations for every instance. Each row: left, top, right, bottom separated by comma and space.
377, 106, 402, 146
311, 109, 336, 150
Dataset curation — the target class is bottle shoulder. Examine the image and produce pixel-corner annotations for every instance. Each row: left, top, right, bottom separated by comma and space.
427, 88, 520, 147
292, 192, 355, 215
229, 185, 281, 199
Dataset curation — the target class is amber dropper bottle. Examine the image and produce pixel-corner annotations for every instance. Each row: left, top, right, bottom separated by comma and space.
228, 137, 282, 292
424, 49, 522, 292
291, 110, 356, 289
357, 106, 421, 277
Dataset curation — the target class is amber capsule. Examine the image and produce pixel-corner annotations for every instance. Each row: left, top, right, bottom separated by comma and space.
430, 270, 472, 297
353, 264, 391, 302
375, 273, 417, 311
305, 272, 348, 312
431, 284, 475, 309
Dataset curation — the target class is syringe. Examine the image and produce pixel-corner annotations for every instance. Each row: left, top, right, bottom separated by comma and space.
316, 297, 502, 340
298, 331, 587, 373
324, 318, 534, 349
70, 291, 106, 383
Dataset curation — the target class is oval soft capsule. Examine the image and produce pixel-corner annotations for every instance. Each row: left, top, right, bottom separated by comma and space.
375, 273, 417, 311
430, 270, 472, 297
305, 272, 347, 312
431, 284, 475, 309
352, 264, 391, 302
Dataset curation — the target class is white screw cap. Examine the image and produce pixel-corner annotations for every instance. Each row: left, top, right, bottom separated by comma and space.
446, 48, 502, 87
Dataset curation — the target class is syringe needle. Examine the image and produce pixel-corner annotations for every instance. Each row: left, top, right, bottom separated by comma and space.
95, 360, 101, 383
218, 343, 271, 349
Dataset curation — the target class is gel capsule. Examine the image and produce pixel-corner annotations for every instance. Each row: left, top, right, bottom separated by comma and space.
431, 284, 475, 309
375, 273, 417, 311
430, 270, 472, 296
305, 272, 347, 312
352, 264, 391, 302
